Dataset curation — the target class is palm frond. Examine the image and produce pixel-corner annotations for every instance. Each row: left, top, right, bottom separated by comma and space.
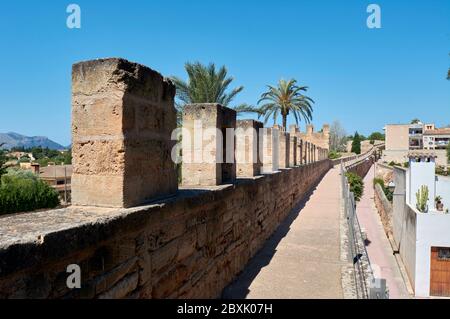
171, 62, 246, 121
255, 78, 315, 128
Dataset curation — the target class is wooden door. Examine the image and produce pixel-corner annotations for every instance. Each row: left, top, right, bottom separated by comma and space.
430, 247, 450, 297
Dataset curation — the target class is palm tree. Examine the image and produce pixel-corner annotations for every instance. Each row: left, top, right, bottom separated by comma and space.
170, 62, 254, 124
256, 79, 314, 129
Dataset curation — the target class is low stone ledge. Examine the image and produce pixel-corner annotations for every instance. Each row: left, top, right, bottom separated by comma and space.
374, 183, 393, 236
0, 160, 332, 299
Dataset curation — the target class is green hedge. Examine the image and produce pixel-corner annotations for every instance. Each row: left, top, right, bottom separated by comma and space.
328, 150, 342, 160
345, 172, 364, 201
0, 170, 60, 215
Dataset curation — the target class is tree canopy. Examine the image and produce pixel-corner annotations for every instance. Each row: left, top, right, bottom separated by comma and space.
170, 62, 254, 124
351, 131, 362, 155
255, 79, 314, 129
368, 132, 385, 141
0, 170, 60, 215
329, 120, 348, 152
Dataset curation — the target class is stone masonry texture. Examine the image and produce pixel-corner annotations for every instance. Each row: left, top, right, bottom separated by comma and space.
236, 120, 263, 177
0, 160, 332, 299
182, 104, 237, 186
278, 132, 290, 169
261, 128, 279, 174
71, 58, 178, 208
0, 58, 336, 299
374, 183, 393, 237
289, 136, 297, 167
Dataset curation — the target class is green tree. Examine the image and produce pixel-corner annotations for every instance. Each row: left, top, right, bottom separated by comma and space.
256, 79, 314, 129
0, 170, 60, 215
170, 62, 253, 124
368, 132, 385, 141
329, 120, 348, 152
411, 118, 421, 124
351, 131, 362, 154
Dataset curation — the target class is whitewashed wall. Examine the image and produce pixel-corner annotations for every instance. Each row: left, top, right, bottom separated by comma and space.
392, 168, 417, 287
436, 175, 450, 212
393, 161, 450, 297
415, 212, 450, 297
409, 161, 436, 212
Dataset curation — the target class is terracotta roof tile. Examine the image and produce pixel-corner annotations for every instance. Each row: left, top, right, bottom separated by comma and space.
424, 128, 450, 136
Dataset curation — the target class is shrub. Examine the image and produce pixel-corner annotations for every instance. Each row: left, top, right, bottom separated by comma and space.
373, 177, 384, 187
388, 161, 403, 167
0, 171, 60, 215
373, 178, 393, 202
0, 147, 7, 178
436, 166, 449, 176
328, 150, 342, 160
368, 132, 385, 141
345, 172, 364, 201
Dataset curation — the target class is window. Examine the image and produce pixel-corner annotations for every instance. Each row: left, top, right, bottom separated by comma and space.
438, 248, 450, 261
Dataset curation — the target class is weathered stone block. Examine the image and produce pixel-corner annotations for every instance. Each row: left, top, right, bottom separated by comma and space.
261, 128, 279, 173
289, 136, 297, 167
278, 132, 290, 169
297, 123, 330, 151
182, 103, 236, 186
72, 58, 178, 208
0, 152, 334, 300
97, 272, 139, 299
94, 257, 138, 295
297, 138, 305, 165
236, 120, 263, 177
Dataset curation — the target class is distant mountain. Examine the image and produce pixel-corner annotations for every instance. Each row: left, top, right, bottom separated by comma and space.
0, 132, 65, 150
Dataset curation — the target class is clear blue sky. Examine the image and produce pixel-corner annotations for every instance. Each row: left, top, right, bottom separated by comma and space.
0, 0, 449, 146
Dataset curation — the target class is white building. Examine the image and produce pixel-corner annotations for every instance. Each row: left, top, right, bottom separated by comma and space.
383, 123, 449, 167
392, 152, 450, 298
423, 128, 450, 150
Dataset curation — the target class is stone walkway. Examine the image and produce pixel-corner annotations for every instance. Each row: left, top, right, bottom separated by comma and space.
356, 165, 410, 299
223, 167, 345, 299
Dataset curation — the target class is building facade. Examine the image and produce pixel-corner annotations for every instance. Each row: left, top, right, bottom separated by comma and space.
384, 123, 449, 167
392, 155, 450, 298
423, 128, 450, 151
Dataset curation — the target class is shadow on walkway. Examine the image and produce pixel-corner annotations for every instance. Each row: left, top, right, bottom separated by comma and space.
221, 173, 327, 299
